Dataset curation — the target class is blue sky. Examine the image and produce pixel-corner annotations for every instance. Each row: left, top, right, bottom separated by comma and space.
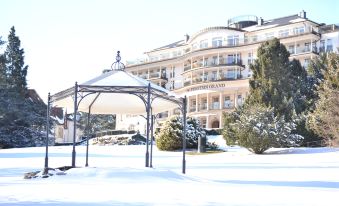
1, 0, 338, 101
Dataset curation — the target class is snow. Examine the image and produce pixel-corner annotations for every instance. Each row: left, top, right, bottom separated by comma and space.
0, 143, 339, 206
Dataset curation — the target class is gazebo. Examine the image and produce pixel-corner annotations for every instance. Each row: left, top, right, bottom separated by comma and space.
44, 52, 188, 173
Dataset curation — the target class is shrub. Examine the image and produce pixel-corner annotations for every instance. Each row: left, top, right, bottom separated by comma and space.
156, 116, 206, 151
225, 104, 303, 154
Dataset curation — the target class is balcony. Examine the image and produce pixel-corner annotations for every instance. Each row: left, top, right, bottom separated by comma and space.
288, 46, 319, 56
148, 72, 167, 80
210, 102, 220, 110
189, 106, 196, 112
183, 60, 244, 74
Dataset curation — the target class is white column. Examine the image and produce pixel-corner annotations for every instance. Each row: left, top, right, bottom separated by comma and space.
203, 69, 205, 82
217, 52, 220, 65
234, 91, 238, 108
219, 113, 222, 129
207, 93, 209, 111
196, 94, 198, 112
191, 57, 193, 69
294, 41, 297, 54
206, 115, 210, 129
219, 92, 223, 110
203, 56, 205, 67
187, 97, 190, 113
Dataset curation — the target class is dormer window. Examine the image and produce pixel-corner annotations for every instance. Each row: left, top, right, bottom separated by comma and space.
192, 43, 198, 50
200, 39, 208, 49
212, 37, 222, 47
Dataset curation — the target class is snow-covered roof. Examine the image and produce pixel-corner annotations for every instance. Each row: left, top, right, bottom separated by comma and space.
51, 70, 181, 115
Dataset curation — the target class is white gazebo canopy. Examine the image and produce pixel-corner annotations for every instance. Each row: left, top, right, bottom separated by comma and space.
51, 69, 181, 114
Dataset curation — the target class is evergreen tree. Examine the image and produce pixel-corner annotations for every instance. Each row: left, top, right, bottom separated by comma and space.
308, 53, 339, 145
156, 116, 206, 151
0, 28, 46, 148
247, 38, 309, 120
4, 27, 28, 94
0, 37, 6, 87
224, 104, 303, 154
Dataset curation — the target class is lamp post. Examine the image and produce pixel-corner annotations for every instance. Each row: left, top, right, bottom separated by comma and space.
44, 93, 51, 174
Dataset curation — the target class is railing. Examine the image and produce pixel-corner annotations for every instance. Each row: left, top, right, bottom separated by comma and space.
126, 29, 320, 66
189, 107, 196, 112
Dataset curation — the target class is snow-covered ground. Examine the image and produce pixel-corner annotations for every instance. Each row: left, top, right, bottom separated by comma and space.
0, 137, 339, 206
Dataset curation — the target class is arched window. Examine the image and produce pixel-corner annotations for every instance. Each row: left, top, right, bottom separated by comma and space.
211, 120, 220, 128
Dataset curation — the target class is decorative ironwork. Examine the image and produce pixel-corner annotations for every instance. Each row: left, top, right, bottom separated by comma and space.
111, 51, 125, 71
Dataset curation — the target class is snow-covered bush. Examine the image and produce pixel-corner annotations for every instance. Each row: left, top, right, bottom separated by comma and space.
229, 104, 303, 154
156, 116, 206, 151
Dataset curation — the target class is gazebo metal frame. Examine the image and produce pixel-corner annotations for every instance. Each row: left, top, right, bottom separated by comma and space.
44, 52, 188, 174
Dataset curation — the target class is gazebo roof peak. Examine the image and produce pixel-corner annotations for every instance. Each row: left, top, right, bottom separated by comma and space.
111, 51, 125, 71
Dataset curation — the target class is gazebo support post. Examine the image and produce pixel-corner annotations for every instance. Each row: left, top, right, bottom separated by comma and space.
145, 83, 151, 167
182, 96, 187, 174
43, 93, 51, 175
72, 82, 78, 168
85, 108, 91, 167
150, 112, 154, 168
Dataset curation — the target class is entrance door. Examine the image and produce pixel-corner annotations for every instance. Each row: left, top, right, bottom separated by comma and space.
211, 120, 220, 128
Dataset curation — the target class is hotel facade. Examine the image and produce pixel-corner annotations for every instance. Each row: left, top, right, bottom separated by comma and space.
116, 11, 339, 133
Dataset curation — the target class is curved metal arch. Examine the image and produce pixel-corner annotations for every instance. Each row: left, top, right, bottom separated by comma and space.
77, 91, 98, 108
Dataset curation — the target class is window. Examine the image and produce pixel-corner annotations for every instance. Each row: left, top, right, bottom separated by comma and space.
320, 40, 325, 52
200, 39, 208, 49
237, 95, 243, 106
304, 42, 310, 52
327, 39, 333, 52
200, 98, 207, 110
211, 97, 219, 109
212, 37, 222, 47
265, 32, 274, 40
212, 56, 218, 65
203, 72, 208, 81
288, 45, 295, 54
160, 53, 169, 59
190, 100, 197, 112
294, 27, 305, 35
304, 59, 310, 68
227, 35, 239, 46
227, 68, 236, 79
248, 52, 253, 64
192, 43, 198, 50
252, 35, 258, 42
278, 29, 289, 37
211, 71, 218, 81
224, 96, 232, 108
201, 118, 207, 128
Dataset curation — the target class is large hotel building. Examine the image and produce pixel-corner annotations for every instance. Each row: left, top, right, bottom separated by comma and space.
116, 11, 339, 133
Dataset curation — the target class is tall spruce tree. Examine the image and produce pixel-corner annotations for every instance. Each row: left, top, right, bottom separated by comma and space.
4, 27, 28, 94
247, 38, 309, 120
308, 53, 339, 145
0, 28, 46, 148
0, 37, 6, 87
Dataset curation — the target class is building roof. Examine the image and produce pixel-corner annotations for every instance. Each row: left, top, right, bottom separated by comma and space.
147, 40, 185, 53
244, 14, 320, 32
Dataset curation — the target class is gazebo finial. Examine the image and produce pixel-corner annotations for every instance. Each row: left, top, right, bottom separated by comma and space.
111, 51, 125, 71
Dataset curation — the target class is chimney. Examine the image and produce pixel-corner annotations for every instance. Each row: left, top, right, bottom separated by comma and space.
258, 17, 264, 26
184, 34, 190, 43
300, 10, 306, 18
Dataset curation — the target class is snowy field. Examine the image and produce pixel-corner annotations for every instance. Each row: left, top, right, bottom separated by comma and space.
0, 138, 339, 206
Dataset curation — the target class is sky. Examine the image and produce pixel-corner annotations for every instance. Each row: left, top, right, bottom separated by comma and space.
1, 0, 338, 102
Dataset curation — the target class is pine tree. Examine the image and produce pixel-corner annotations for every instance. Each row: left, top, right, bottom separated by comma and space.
156, 116, 206, 151
247, 38, 309, 120
308, 53, 339, 145
0, 37, 7, 87
4, 27, 28, 94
